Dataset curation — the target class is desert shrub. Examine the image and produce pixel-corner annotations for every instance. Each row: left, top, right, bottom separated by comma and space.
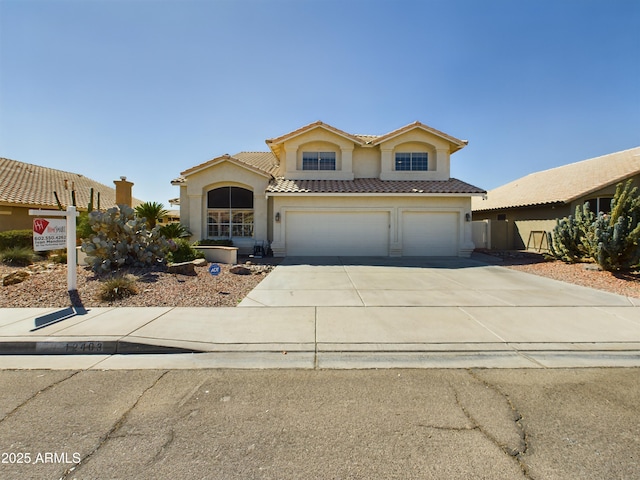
82, 205, 169, 272
167, 238, 204, 263
0, 230, 33, 250
48, 249, 67, 264
0, 247, 35, 266
99, 275, 139, 301
159, 222, 191, 240
193, 239, 234, 246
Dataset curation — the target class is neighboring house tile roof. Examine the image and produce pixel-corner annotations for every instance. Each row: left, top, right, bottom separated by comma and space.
0, 157, 141, 210
473, 146, 640, 212
266, 178, 486, 195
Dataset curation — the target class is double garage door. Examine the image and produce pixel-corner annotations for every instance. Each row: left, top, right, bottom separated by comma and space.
285, 210, 458, 256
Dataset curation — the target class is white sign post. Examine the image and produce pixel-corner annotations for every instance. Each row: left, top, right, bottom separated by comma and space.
29, 206, 79, 291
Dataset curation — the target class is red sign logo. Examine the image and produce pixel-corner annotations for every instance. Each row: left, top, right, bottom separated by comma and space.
33, 218, 49, 235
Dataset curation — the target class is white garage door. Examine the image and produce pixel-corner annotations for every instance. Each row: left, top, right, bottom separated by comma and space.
402, 212, 458, 256
286, 211, 389, 256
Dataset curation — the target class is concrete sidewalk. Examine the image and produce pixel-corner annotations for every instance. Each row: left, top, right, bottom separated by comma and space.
1, 303, 640, 369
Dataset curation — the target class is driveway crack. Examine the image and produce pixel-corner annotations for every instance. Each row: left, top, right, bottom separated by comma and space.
463, 370, 534, 479
60, 370, 169, 479
0, 370, 80, 424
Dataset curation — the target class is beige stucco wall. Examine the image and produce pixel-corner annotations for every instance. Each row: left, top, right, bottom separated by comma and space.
179, 160, 270, 252
269, 195, 474, 257
352, 146, 380, 178
282, 128, 355, 180
378, 130, 451, 181
0, 206, 36, 232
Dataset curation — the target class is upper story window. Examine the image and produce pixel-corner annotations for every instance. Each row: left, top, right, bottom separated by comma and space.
302, 152, 336, 171
395, 152, 428, 171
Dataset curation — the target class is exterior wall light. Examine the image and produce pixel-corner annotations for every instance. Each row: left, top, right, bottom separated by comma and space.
465, 213, 471, 222
275, 212, 281, 222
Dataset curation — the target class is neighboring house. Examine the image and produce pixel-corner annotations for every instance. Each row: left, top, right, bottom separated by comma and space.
472, 146, 640, 250
158, 210, 181, 225
173, 121, 485, 257
0, 158, 143, 232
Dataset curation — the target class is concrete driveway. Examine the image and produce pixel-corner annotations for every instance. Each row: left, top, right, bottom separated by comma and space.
239, 255, 635, 308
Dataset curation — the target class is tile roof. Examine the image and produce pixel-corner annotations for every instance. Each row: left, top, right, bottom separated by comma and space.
0, 157, 142, 210
266, 178, 486, 195
265, 121, 365, 146
473, 146, 640, 212
179, 152, 279, 178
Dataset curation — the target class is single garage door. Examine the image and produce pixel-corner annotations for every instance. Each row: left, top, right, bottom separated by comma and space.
286, 211, 389, 256
402, 212, 458, 256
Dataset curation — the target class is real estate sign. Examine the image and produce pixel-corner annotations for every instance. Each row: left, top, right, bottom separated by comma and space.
33, 218, 67, 251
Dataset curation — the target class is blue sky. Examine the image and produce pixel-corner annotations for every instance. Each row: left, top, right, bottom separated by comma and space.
1, 0, 639, 205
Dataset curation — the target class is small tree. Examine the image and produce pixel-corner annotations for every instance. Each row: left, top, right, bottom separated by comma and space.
135, 201, 169, 229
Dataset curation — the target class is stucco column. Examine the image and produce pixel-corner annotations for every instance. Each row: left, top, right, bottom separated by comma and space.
379, 148, 393, 180
188, 194, 203, 240
340, 146, 353, 174
435, 148, 449, 180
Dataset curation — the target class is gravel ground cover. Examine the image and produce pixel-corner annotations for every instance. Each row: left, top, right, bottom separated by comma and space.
0, 258, 282, 308
1, 252, 638, 308
480, 250, 640, 299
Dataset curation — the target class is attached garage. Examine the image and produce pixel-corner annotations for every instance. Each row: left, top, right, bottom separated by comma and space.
285, 210, 390, 256
401, 211, 459, 256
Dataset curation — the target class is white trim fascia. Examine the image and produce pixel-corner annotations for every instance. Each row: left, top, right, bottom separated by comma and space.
183, 158, 272, 179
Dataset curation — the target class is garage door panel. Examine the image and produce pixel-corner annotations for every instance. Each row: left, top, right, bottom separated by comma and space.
402, 212, 458, 256
286, 211, 389, 256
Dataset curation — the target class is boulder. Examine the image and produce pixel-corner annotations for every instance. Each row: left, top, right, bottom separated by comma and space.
193, 258, 207, 267
229, 265, 251, 275
3, 270, 30, 286
167, 261, 196, 276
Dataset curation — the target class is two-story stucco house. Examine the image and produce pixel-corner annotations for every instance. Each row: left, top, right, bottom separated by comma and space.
173, 121, 485, 257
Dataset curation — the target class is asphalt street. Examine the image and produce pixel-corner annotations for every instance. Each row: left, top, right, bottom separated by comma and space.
1, 368, 638, 479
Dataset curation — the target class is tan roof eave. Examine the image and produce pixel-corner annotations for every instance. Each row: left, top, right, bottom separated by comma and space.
265, 121, 366, 147
180, 155, 273, 179
372, 121, 468, 152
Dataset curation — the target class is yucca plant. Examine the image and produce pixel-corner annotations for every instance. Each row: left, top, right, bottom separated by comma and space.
135, 201, 169, 229
159, 222, 191, 240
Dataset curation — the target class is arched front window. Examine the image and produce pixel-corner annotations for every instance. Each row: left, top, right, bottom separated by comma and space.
207, 187, 254, 238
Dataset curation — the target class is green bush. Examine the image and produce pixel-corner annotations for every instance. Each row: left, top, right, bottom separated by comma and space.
99, 275, 139, 301
76, 211, 94, 242
167, 239, 205, 263
81, 205, 169, 272
193, 239, 234, 246
0, 247, 35, 266
0, 230, 33, 250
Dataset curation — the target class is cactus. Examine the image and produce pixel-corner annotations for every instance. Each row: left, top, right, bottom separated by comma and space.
590, 180, 640, 271
54, 191, 64, 210
549, 202, 594, 263
88, 188, 94, 213
81, 205, 170, 272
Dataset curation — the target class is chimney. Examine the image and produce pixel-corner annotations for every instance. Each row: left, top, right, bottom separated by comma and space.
114, 176, 134, 207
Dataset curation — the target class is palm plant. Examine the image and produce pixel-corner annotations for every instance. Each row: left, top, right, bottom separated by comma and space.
135, 201, 168, 229
159, 222, 191, 239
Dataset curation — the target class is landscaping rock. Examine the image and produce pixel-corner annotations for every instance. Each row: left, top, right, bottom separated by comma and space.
3, 270, 30, 286
229, 265, 252, 275
167, 261, 196, 276
193, 258, 207, 267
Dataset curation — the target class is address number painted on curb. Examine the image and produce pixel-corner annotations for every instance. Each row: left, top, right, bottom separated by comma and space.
208, 263, 221, 276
